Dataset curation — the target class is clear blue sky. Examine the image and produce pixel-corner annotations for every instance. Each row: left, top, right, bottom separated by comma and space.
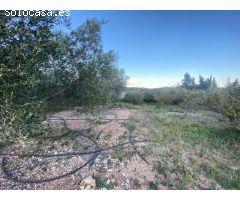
69, 10, 240, 88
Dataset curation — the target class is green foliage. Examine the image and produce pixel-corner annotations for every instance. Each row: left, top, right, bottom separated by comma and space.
206, 92, 222, 112
0, 12, 62, 142
125, 85, 239, 130
93, 175, 116, 189
143, 93, 156, 103
223, 97, 239, 122
222, 87, 240, 128
47, 19, 127, 109
0, 100, 46, 143
201, 164, 240, 189
148, 181, 158, 190
181, 73, 217, 91
181, 72, 196, 89
198, 75, 217, 90
150, 112, 240, 153
204, 86, 240, 128
155, 90, 185, 106
141, 109, 240, 189
182, 91, 207, 111
124, 93, 144, 104
0, 14, 126, 142
153, 160, 169, 175
124, 120, 136, 132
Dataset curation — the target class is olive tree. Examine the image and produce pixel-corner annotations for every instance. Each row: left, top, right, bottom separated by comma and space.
48, 19, 127, 109
0, 14, 126, 143
0, 11, 64, 142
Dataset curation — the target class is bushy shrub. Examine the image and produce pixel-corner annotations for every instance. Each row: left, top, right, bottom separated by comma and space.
144, 93, 156, 103
172, 94, 185, 105
181, 90, 211, 111
223, 87, 240, 128
204, 88, 240, 128
206, 92, 225, 113
155, 94, 170, 106
223, 97, 239, 122
124, 93, 144, 104
155, 90, 185, 106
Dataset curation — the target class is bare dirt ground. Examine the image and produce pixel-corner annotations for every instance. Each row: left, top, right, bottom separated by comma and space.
0, 107, 157, 190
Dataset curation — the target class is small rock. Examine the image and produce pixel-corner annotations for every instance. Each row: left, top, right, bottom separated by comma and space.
103, 159, 108, 165
79, 176, 96, 190
111, 178, 115, 183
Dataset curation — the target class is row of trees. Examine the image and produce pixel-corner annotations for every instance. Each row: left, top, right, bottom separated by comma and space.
181, 73, 218, 90
0, 11, 126, 143
182, 72, 240, 90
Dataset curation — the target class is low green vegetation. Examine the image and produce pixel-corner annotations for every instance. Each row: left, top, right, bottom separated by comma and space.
93, 175, 117, 189
124, 119, 136, 132
123, 76, 240, 130
120, 79, 239, 189
148, 181, 159, 190
124, 93, 144, 105
127, 102, 240, 189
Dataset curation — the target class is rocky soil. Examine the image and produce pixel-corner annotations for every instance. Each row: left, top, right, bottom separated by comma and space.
0, 107, 156, 190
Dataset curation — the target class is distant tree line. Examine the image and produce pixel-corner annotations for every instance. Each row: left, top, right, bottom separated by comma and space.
181, 72, 218, 90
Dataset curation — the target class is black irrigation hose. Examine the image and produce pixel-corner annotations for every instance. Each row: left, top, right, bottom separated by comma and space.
0, 123, 101, 184
0, 116, 148, 184
47, 118, 129, 120
1, 140, 147, 184
95, 131, 101, 140
128, 132, 150, 165
47, 116, 101, 153
0, 140, 147, 158
1, 153, 97, 184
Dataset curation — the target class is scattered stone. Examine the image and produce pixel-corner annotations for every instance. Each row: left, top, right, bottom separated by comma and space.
103, 159, 108, 165
79, 176, 96, 190
111, 178, 115, 183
